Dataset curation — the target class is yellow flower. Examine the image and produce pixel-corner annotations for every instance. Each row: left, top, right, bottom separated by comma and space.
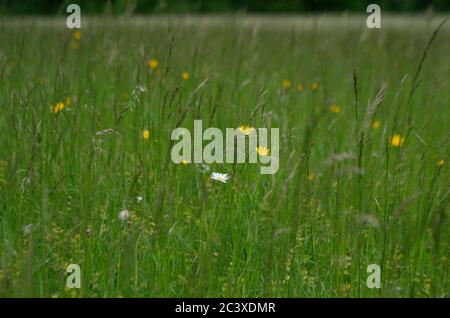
256, 146, 270, 156
181, 160, 189, 165
372, 120, 381, 129
52, 101, 64, 114
182, 71, 190, 80
296, 83, 304, 92
73, 30, 81, 41
391, 134, 405, 147
142, 130, 150, 140
282, 79, 292, 89
310, 82, 319, 92
66, 96, 71, 107
330, 104, 341, 113
238, 125, 255, 135
437, 159, 445, 166
148, 59, 158, 70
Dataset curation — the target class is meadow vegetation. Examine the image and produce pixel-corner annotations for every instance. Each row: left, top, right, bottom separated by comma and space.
0, 15, 448, 297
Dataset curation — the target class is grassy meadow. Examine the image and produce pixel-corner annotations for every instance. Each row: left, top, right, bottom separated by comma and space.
0, 14, 449, 297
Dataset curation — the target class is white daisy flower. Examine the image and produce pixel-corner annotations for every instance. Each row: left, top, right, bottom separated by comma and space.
118, 209, 131, 221
211, 172, 229, 183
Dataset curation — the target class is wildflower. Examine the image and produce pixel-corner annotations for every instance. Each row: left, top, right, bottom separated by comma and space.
372, 120, 381, 129
256, 146, 270, 156
136, 196, 143, 203
238, 125, 255, 135
437, 159, 445, 166
182, 71, 190, 80
310, 82, 319, 92
148, 59, 158, 70
181, 160, 189, 165
118, 210, 131, 221
52, 101, 64, 114
330, 104, 341, 113
73, 30, 81, 41
282, 79, 292, 89
211, 172, 229, 183
142, 130, 150, 140
296, 83, 304, 92
391, 134, 405, 147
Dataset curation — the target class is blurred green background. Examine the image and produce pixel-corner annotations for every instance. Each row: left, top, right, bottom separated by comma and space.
0, 0, 449, 15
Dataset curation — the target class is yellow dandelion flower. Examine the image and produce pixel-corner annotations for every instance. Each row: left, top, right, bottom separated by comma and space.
182, 71, 190, 80
296, 83, 304, 92
372, 120, 381, 129
437, 159, 445, 166
73, 30, 81, 41
330, 104, 341, 113
391, 134, 405, 147
52, 101, 64, 114
282, 79, 292, 89
310, 82, 319, 92
142, 130, 150, 140
148, 59, 158, 70
238, 125, 255, 135
256, 146, 270, 156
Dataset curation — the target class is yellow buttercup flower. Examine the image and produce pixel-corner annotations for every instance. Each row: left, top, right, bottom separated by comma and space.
238, 125, 255, 135
296, 83, 304, 92
142, 130, 150, 140
330, 104, 341, 113
256, 146, 270, 156
282, 79, 292, 89
310, 82, 319, 92
73, 30, 81, 41
148, 59, 158, 70
182, 71, 190, 80
391, 134, 405, 147
372, 120, 381, 129
437, 159, 445, 166
52, 101, 64, 114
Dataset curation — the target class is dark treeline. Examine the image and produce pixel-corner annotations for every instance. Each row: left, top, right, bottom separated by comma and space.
1, 0, 449, 15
